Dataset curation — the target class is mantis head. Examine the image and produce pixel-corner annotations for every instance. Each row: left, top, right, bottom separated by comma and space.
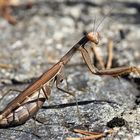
87, 32, 100, 45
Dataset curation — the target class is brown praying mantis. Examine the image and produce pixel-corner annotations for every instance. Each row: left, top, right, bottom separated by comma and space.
0, 31, 100, 127
0, 30, 140, 129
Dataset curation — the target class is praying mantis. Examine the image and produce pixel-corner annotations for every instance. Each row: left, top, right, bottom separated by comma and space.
0, 32, 99, 127
0, 30, 139, 131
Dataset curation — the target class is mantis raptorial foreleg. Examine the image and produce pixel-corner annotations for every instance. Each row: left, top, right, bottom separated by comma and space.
92, 43, 105, 69
106, 40, 113, 69
91, 39, 113, 70
79, 46, 98, 73
79, 44, 140, 77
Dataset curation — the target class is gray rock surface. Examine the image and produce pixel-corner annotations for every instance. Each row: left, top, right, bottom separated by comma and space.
0, 0, 140, 139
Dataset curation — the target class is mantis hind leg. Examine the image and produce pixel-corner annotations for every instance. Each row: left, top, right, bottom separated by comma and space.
79, 45, 98, 74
